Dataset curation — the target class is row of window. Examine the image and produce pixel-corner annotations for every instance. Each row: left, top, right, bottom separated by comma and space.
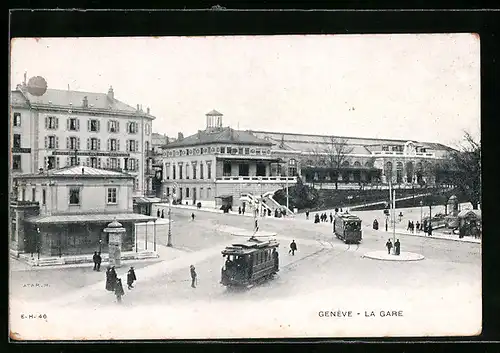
165, 162, 212, 180
165, 186, 212, 200
166, 146, 272, 158
16, 185, 118, 206
43, 116, 151, 135
42, 136, 147, 152
381, 145, 427, 153
12, 155, 141, 172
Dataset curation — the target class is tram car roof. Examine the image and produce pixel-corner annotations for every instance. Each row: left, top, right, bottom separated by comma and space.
222, 237, 279, 256
335, 212, 362, 221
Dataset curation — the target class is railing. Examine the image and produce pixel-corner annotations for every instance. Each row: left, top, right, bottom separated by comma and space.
372, 151, 435, 157
216, 176, 297, 183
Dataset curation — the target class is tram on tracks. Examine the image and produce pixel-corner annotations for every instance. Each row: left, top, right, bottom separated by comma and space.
333, 212, 362, 244
220, 236, 280, 288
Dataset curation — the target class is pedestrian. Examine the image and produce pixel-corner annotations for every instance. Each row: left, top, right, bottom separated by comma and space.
329, 213, 333, 223
407, 220, 411, 231
373, 219, 379, 230
385, 239, 393, 255
272, 248, 279, 271
190, 265, 197, 288
191, 212, 195, 221
268, 209, 271, 217
114, 278, 125, 303
242, 204, 245, 214
93, 251, 98, 271
305, 210, 310, 220
416, 221, 420, 232
394, 239, 401, 255
127, 266, 137, 289
161, 209, 165, 218
410, 221, 415, 233
315, 213, 320, 224
255, 219, 259, 232
105, 267, 115, 292
289, 240, 297, 256
96, 252, 102, 271
157, 209, 160, 218
238, 206, 242, 215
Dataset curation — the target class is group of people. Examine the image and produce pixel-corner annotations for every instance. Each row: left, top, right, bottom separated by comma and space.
156, 208, 166, 218
306, 209, 344, 224
385, 239, 401, 255
407, 220, 421, 233
105, 266, 137, 303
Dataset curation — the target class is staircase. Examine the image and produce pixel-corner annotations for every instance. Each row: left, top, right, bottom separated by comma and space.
262, 191, 295, 216
240, 193, 273, 214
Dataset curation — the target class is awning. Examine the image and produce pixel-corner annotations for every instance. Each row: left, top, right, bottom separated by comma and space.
25, 213, 157, 225
134, 197, 162, 204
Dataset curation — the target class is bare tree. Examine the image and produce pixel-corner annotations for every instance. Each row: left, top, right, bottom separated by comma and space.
445, 131, 481, 209
307, 137, 354, 190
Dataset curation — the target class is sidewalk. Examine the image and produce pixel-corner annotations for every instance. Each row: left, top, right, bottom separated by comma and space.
376, 227, 481, 244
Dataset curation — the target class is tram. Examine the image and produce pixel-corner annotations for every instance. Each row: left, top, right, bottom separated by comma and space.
333, 212, 362, 244
220, 236, 280, 288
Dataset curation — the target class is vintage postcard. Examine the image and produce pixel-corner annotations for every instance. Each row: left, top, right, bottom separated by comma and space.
9, 33, 481, 340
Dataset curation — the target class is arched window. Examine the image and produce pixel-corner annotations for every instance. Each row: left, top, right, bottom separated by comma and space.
396, 162, 404, 183
342, 160, 350, 167
385, 161, 393, 180
406, 162, 414, 183
364, 161, 372, 167
288, 158, 297, 176
353, 161, 361, 167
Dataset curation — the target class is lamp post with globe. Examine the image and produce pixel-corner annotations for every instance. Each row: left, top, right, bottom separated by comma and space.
167, 182, 178, 247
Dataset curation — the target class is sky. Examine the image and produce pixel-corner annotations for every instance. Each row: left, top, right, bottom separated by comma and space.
10, 34, 480, 147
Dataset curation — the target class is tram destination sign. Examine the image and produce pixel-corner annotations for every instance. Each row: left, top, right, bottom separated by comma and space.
51, 151, 130, 157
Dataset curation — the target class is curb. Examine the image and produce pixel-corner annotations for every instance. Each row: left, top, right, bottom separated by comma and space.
363, 251, 425, 261
378, 229, 481, 244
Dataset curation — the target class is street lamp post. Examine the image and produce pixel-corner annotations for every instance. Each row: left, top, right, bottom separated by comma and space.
419, 200, 423, 231
36, 227, 40, 260
167, 183, 178, 247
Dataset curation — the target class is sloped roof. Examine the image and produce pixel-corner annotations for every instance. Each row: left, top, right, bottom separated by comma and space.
206, 109, 223, 116
11, 91, 30, 108
248, 130, 453, 152
457, 209, 481, 219
165, 127, 273, 148
14, 166, 134, 179
21, 88, 139, 113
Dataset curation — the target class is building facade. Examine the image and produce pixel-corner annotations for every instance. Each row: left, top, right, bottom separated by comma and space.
10, 166, 155, 257
156, 110, 454, 210
10, 82, 155, 197
159, 110, 297, 210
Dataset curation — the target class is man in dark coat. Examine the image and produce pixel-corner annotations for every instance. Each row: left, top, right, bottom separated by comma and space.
96, 252, 102, 271
93, 251, 99, 271
105, 267, 114, 291
190, 265, 197, 288
289, 240, 297, 255
114, 278, 125, 303
191, 212, 195, 221
394, 239, 401, 255
157, 209, 161, 218
161, 209, 165, 218
127, 266, 137, 289
272, 248, 279, 272
305, 211, 310, 220
238, 206, 242, 214
386, 239, 393, 254
255, 219, 259, 232
315, 213, 320, 223
330, 213, 333, 223
373, 219, 379, 230
267, 209, 271, 217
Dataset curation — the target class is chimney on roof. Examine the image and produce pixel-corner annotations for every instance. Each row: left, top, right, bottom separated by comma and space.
107, 86, 114, 100
178, 132, 184, 141
82, 96, 88, 108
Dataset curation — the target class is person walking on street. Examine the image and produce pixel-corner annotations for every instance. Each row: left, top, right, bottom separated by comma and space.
190, 265, 197, 288
105, 267, 113, 291
238, 206, 242, 215
255, 219, 259, 232
157, 209, 161, 218
114, 278, 125, 303
305, 210, 310, 220
329, 213, 333, 223
315, 213, 320, 224
127, 266, 137, 289
161, 209, 165, 218
416, 221, 420, 232
96, 252, 102, 271
191, 212, 195, 221
289, 240, 297, 256
386, 239, 393, 255
394, 239, 401, 255
93, 251, 99, 271
407, 220, 411, 231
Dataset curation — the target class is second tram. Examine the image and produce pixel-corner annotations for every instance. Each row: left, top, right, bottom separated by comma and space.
333, 212, 362, 244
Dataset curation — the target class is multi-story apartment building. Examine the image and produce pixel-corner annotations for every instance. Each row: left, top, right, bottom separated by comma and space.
10, 82, 156, 197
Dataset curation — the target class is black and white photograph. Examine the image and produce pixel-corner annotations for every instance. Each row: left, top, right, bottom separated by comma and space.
9, 33, 481, 340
